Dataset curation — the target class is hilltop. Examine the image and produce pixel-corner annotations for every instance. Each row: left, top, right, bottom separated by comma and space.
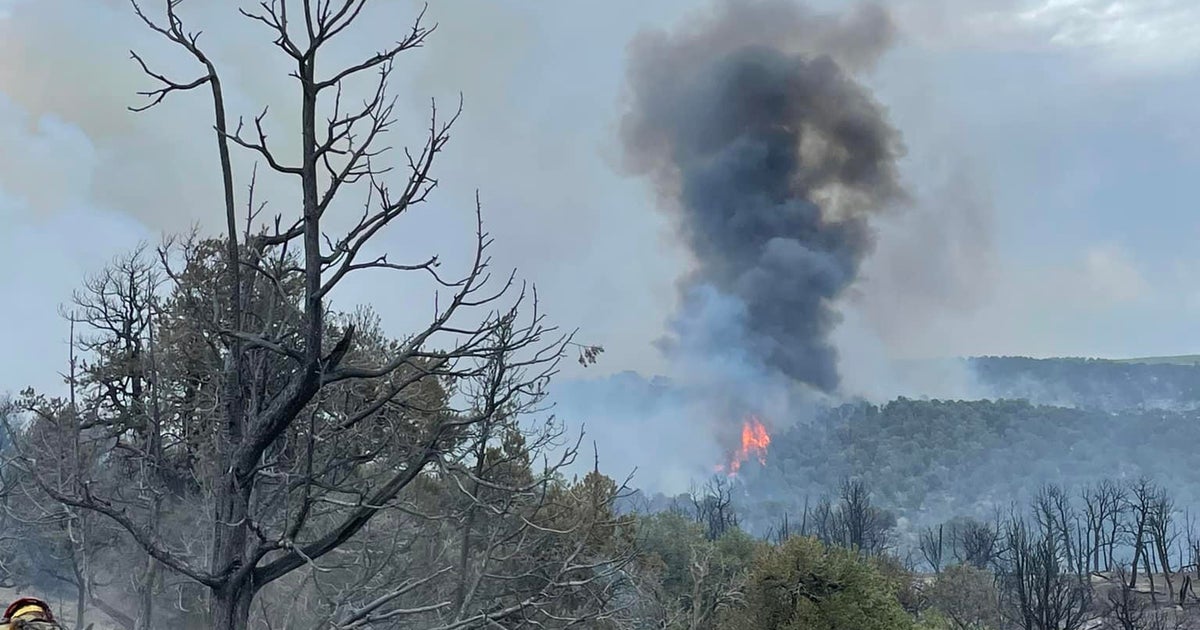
606, 355, 1200, 536
969, 355, 1200, 410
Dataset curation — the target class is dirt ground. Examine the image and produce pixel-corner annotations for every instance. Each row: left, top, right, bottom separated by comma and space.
1087, 571, 1200, 629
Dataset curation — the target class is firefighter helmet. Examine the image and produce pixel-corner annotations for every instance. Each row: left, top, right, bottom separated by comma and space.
3, 598, 59, 629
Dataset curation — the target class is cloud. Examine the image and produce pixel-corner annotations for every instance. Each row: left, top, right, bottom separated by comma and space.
0, 99, 98, 214
1014, 0, 1200, 52
1078, 243, 1148, 304
0, 0, 450, 236
894, 0, 1200, 71
0, 0, 271, 232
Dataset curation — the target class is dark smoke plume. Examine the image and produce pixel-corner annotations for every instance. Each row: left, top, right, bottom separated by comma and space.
621, 1, 905, 392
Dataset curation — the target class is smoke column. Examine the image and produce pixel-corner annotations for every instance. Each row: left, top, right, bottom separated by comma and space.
621, 0, 905, 392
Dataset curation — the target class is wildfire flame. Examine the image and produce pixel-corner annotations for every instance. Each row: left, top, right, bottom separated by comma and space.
717, 415, 771, 475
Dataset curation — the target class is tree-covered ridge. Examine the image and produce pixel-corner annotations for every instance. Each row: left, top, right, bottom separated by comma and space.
730, 398, 1200, 530
583, 361, 1200, 532
970, 355, 1200, 410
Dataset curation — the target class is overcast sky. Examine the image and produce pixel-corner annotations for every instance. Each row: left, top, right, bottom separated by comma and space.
3, 0, 1200, 401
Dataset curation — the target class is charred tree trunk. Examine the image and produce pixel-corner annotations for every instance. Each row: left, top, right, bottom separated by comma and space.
1130, 524, 1147, 589
1108, 517, 1121, 572
210, 579, 255, 630
1143, 547, 1157, 603
1155, 536, 1174, 604
134, 516, 159, 630
209, 467, 251, 629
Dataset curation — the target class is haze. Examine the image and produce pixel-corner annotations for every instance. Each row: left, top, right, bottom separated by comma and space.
2, 0, 1199, 400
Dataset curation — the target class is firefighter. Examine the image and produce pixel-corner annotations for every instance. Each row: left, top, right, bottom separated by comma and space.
2, 598, 62, 629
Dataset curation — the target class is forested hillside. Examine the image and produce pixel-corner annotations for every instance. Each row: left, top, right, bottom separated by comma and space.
606, 357, 1200, 534
737, 398, 1200, 530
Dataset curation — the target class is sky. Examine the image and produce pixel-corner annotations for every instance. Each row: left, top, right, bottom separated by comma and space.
2, 0, 1200, 403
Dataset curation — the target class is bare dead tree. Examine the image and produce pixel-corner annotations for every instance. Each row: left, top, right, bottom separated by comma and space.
1105, 565, 1146, 630
839, 478, 872, 552
67, 246, 167, 630
1147, 486, 1179, 604
1033, 484, 1081, 576
3, 247, 215, 630
951, 517, 1001, 570
1101, 564, 1188, 630
765, 512, 794, 546
0, 3, 592, 630
1127, 478, 1157, 591
811, 498, 835, 547
919, 524, 944, 574
264, 437, 637, 630
1083, 479, 1126, 573
998, 515, 1092, 630
835, 478, 895, 556
1182, 510, 1200, 606
686, 477, 739, 542
803, 480, 895, 557
0, 491, 30, 593
7, 397, 109, 630
6, 297, 146, 630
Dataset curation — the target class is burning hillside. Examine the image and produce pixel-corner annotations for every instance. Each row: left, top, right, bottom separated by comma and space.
717, 415, 772, 475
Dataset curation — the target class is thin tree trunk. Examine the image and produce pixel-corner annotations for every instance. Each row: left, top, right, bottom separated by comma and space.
1130, 523, 1146, 589
1156, 536, 1174, 603
1108, 517, 1121, 571
72, 554, 87, 630
453, 421, 491, 617
135, 546, 158, 630
1144, 547, 1157, 603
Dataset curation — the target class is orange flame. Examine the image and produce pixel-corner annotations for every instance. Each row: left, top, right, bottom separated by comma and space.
719, 415, 771, 475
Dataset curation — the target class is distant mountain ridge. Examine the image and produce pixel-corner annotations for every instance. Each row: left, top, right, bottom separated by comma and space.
969, 355, 1200, 411
1111, 354, 1200, 365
